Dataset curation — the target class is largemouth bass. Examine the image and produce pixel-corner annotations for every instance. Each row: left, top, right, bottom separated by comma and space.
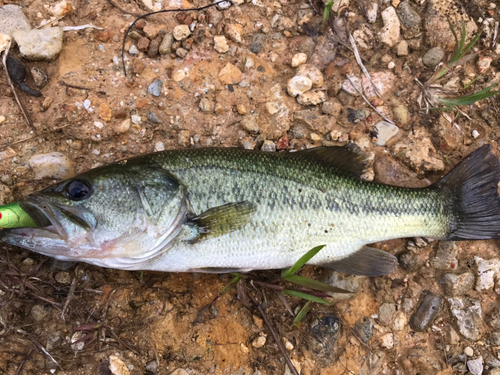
1, 144, 500, 276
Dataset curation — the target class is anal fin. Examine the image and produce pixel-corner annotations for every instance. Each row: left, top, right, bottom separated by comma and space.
320, 246, 398, 276
188, 201, 256, 241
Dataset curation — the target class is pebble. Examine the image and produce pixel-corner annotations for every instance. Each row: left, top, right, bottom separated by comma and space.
296, 64, 324, 88
154, 141, 165, 151
214, 35, 229, 53
378, 303, 396, 326
467, 357, 483, 375
42, 97, 54, 111
366, 2, 378, 23
396, 1, 421, 29
176, 47, 187, 58
379, 333, 394, 349
128, 44, 139, 56
378, 6, 400, 47
31, 67, 48, 88
173, 25, 191, 41
249, 33, 266, 54
422, 47, 445, 68
321, 100, 342, 117
147, 111, 162, 124
297, 91, 326, 106
199, 98, 213, 112
240, 343, 250, 353
236, 104, 247, 115
442, 272, 474, 296
114, 119, 131, 134
109, 355, 130, 375
283, 338, 294, 351
147, 36, 161, 57
464, 346, 474, 357
393, 312, 407, 331
55, 271, 72, 284
374, 121, 399, 146
159, 33, 173, 55
409, 290, 442, 331
478, 56, 492, 74
145, 360, 158, 373
448, 297, 483, 341
492, 332, 500, 345
240, 137, 256, 149
241, 115, 260, 134
0, 5, 31, 37
224, 24, 243, 43
29, 152, 76, 179
398, 251, 422, 271
291, 52, 307, 67
430, 241, 458, 270
99, 103, 113, 122
219, 63, 242, 85
261, 140, 276, 152
396, 40, 409, 56
148, 79, 163, 97
13, 27, 63, 61
131, 115, 142, 124
170, 370, 188, 375
173, 69, 189, 82
353, 317, 373, 343
252, 336, 266, 348
287, 76, 312, 97
31, 304, 50, 322
475, 256, 500, 291
487, 309, 500, 330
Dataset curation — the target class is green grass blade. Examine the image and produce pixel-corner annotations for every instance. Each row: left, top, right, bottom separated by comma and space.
462, 27, 483, 56
292, 301, 312, 327
448, 18, 461, 63
281, 245, 326, 278
283, 274, 351, 293
437, 84, 499, 106
220, 273, 242, 295
281, 290, 332, 305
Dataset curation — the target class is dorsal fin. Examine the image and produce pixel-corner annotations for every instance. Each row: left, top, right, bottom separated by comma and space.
298, 144, 368, 177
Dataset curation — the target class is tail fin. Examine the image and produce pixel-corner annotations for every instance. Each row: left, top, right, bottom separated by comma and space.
433, 145, 500, 240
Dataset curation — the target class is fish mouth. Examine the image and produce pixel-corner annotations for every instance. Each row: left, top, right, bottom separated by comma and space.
17, 195, 97, 242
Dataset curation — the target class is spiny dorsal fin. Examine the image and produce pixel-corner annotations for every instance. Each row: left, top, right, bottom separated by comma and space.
189, 201, 256, 241
320, 246, 398, 276
299, 144, 368, 177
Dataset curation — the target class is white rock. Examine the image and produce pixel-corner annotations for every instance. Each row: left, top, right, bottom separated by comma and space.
464, 346, 474, 357
393, 312, 407, 331
50, 0, 72, 16
29, 152, 76, 180
173, 25, 191, 41
297, 91, 326, 106
467, 357, 483, 375
353, 26, 374, 49
13, 27, 63, 61
284, 359, 301, 375
378, 6, 400, 47
380, 333, 394, 349
475, 256, 500, 291
291, 52, 307, 67
388, 62, 395, 69
342, 76, 362, 96
128, 44, 139, 55
214, 35, 229, 53
109, 355, 130, 375
0, 5, 31, 37
173, 68, 189, 82
296, 64, 324, 88
0, 33, 11, 54
287, 76, 312, 97
472, 129, 480, 139
154, 141, 165, 151
131, 115, 142, 124
252, 336, 266, 348
366, 2, 378, 23
170, 369, 188, 375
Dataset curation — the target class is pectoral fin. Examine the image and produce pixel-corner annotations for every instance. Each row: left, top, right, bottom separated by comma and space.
320, 246, 398, 276
188, 201, 257, 241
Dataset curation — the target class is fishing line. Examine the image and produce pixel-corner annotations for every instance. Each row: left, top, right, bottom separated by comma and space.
121, 0, 233, 77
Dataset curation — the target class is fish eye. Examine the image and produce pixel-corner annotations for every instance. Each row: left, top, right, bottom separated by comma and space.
65, 180, 92, 201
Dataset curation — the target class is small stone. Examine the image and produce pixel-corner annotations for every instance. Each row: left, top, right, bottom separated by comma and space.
240, 343, 250, 353
261, 140, 276, 152
296, 64, 324, 88
13, 27, 63, 61
31, 304, 50, 322
214, 35, 229, 53
199, 98, 213, 112
471, 129, 480, 139
170, 370, 188, 375
218, 63, 242, 85
378, 303, 396, 326
445, 325, 461, 345
109, 355, 130, 375
442, 272, 474, 296
42, 97, 53, 110
249, 33, 266, 54
145, 360, 158, 373
173, 25, 191, 41
99, 103, 113, 122
374, 121, 399, 146
478, 56, 492, 74
131, 115, 142, 124
396, 40, 409, 56
50, 0, 72, 17
310, 133, 322, 142
392, 105, 408, 126
396, 1, 421, 29
297, 91, 326, 106
430, 241, 458, 270
353, 317, 373, 343
366, 2, 378, 23
422, 47, 445, 68
224, 24, 243, 43
175, 47, 187, 58
378, 6, 400, 47
159, 33, 173, 55
393, 312, 407, 331
492, 332, 500, 345
137, 36, 150, 52
178, 130, 190, 147
241, 115, 260, 134
173, 69, 189, 82
379, 333, 394, 349
291, 52, 308, 67
464, 346, 474, 357
148, 79, 163, 97
287, 76, 312, 97
147, 111, 162, 124
0, 5, 31, 37
467, 357, 483, 375
55, 271, 72, 284
147, 36, 161, 57
154, 141, 165, 151
29, 152, 75, 179
283, 338, 294, 351
30, 67, 48, 88
128, 44, 139, 56
114, 119, 130, 134
252, 336, 266, 348
409, 290, 442, 332
236, 104, 247, 115
448, 297, 483, 341
240, 137, 256, 150
321, 100, 342, 117
277, 136, 289, 150
0, 116, 5, 125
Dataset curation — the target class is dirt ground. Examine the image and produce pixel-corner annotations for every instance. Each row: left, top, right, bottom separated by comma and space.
0, 0, 500, 374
